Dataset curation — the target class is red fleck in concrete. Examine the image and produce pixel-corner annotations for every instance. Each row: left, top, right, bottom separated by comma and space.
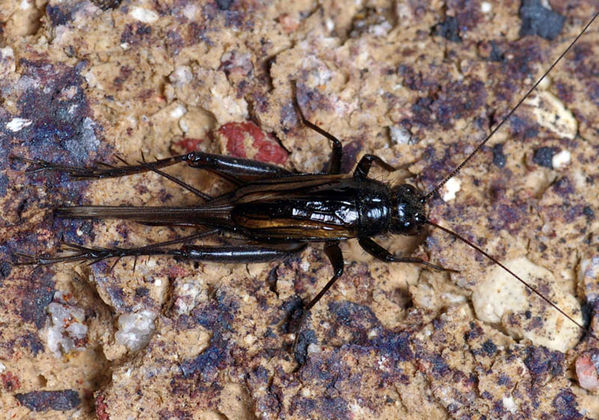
175, 138, 203, 153
575, 351, 599, 392
217, 122, 287, 164
95, 394, 110, 420
1, 371, 20, 391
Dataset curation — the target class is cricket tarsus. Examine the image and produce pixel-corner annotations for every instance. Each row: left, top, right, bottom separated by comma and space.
358, 236, 457, 273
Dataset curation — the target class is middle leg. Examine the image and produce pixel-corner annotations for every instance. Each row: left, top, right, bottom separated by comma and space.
292, 241, 344, 362
292, 83, 343, 174
305, 241, 345, 311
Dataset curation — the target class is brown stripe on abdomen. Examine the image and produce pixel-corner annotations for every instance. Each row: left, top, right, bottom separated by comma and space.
232, 215, 356, 240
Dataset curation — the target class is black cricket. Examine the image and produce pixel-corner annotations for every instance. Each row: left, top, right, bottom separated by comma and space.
16, 109, 447, 315
15, 11, 599, 342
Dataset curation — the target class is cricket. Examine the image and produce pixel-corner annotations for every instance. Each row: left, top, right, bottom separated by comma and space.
4, 1, 599, 417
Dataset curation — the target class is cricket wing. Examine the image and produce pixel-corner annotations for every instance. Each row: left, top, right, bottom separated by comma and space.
55, 205, 233, 226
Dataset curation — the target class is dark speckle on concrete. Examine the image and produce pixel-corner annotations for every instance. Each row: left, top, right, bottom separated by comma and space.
0, 260, 11, 280
551, 389, 584, 419
481, 339, 497, 356
434, 17, 461, 42
176, 292, 237, 382
294, 328, 317, 366
509, 115, 539, 141
328, 301, 380, 343
430, 354, 450, 377
46, 5, 72, 26
372, 331, 414, 362
15, 390, 80, 412
20, 272, 55, 329
295, 83, 332, 121
532, 147, 559, 168
105, 285, 129, 312
216, 0, 234, 10
492, 143, 506, 168
179, 345, 225, 382
583, 206, 594, 220
293, 353, 352, 419
489, 41, 505, 62
408, 78, 486, 130
320, 397, 349, 419
465, 323, 484, 340
16, 60, 100, 166
552, 176, 574, 197
524, 346, 564, 378
497, 374, 512, 387
18, 332, 44, 356
291, 397, 317, 417
120, 24, 152, 46
0, 173, 8, 197
519, 0, 565, 41
157, 408, 192, 419
58, 220, 95, 246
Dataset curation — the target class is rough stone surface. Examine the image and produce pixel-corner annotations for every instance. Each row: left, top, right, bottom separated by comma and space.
1, 0, 598, 418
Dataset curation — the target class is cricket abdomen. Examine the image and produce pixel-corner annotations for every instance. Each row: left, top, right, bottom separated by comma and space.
231, 198, 360, 240
230, 177, 391, 241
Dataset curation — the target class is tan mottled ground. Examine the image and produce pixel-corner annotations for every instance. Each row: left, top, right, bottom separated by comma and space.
1, 0, 599, 418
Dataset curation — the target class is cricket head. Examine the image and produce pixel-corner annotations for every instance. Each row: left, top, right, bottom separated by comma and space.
389, 183, 427, 235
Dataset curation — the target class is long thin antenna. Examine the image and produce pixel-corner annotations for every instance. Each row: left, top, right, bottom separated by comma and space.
424, 10, 599, 201
426, 220, 597, 341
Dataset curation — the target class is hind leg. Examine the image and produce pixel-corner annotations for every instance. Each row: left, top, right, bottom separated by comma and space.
11, 151, 293, 182
16, 238, 306, 266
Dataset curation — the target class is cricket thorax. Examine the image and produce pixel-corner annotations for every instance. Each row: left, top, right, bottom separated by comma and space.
389, 184, 427, 235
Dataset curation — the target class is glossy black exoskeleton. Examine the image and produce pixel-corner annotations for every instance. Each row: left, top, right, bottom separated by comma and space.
15, 107, 444, 318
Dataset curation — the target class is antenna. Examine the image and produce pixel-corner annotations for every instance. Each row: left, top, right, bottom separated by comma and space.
426, 220, 597, 342
424, 10, 599, 201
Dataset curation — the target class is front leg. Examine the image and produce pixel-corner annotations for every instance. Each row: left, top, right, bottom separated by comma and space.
358, 237, 457, 272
